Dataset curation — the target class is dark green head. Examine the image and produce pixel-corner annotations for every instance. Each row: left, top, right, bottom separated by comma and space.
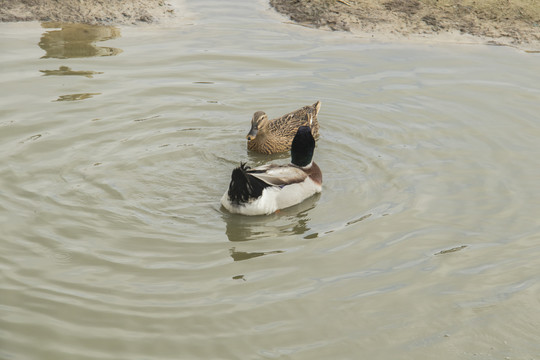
291, 126, 315, 167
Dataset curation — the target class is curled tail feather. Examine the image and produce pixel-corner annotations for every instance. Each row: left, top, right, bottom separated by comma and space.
228, 163, 271, 205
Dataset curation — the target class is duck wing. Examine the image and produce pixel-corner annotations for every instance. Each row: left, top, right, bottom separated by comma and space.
248, 164, 307, 187
267, 101, 321, 139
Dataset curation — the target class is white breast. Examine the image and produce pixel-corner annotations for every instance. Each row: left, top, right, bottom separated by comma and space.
274, 177, 322, 210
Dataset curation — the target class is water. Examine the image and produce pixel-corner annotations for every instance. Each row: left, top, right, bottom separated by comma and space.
1, 0, 540, 359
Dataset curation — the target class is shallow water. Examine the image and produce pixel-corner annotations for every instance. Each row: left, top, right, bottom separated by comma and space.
1, 0, 540, 359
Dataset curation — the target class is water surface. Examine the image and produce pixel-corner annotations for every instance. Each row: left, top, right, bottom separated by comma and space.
1, 1, 540, 359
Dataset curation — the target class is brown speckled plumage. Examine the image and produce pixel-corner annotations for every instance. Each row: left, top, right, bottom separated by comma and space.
247, 101, 321, 154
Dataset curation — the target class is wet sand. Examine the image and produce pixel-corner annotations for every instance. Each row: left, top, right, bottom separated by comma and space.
1, 0, 539, 50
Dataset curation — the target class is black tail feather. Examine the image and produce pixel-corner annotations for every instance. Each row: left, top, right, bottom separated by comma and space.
228, 163, 271, 205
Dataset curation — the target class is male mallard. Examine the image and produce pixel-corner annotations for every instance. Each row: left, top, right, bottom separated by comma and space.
222, 126, 322, 215
247, 101, 321, 154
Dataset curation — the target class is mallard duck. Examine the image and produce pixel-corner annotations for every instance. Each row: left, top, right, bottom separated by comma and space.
247, 101, 321, 154
222, 126, 322, 215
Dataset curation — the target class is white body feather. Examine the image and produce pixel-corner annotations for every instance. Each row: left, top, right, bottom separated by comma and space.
221, 165, 322, 216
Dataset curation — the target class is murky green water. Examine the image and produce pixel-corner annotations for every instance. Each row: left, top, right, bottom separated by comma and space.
1, 1, 540, 359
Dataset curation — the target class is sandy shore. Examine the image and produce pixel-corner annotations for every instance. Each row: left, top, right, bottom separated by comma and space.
270, 0, 540, 51
0, 0, 176, 24
1, 0, 539, 50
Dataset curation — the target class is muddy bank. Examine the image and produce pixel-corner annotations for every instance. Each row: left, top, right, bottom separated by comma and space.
270, 0, 540, 50
0, 0, 175, 24
2, 0, 539, 50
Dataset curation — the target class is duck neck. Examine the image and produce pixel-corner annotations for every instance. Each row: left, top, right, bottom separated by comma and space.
248, 130, 266, 149
295, 161, 313, 170
291, 151, 313, 168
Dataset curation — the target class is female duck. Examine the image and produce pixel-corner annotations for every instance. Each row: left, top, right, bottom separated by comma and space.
247, 101, 321, 154
222, 126, 322, 215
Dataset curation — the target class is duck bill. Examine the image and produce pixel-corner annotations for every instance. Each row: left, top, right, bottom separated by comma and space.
246, 126, 258, 141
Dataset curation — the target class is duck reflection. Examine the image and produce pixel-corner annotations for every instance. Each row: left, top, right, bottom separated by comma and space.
223, 194, 320, 261
229, 247, 284, 262
39, 22, 122, 59
224, 194, 320, 242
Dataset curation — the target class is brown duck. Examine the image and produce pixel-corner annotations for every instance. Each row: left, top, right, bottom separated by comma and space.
246, 101, 321, 154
